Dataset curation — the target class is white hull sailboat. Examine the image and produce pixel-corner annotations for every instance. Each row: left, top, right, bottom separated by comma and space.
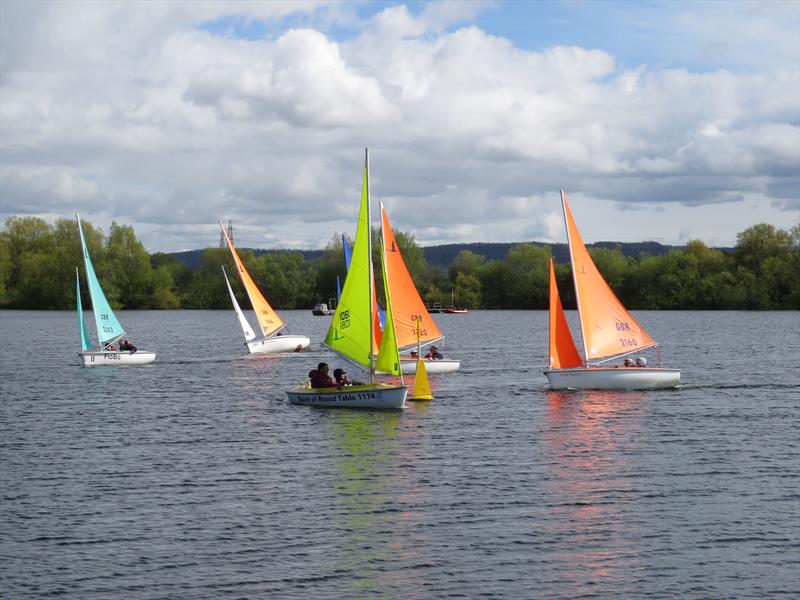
287, 150, 407, 409
399, 357, 460, 374
75, 214, 155, 367
286, 383, 407, 409
545, 366, 680, 390
80, 349, 157, 367
543, 192, 680, 390
377, 203, 461, 374
220, 224, 310, 355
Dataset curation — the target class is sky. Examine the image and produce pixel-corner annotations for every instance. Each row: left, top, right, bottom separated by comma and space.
1, 0, 798, 252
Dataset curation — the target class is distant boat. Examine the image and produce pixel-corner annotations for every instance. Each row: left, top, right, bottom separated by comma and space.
219, 221, 310, 354
311, 301, 335, 316
286, 149, 408, 409
544, 191, 680, 390
379, 203, 460, 375
75, 214, 155, 366
444, 290, 469, 314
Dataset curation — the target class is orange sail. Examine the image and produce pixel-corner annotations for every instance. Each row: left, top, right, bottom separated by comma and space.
548, 259, 583, 369
380, 204, 443, 350
220, 223, 285, 338
562, 191, 656, 362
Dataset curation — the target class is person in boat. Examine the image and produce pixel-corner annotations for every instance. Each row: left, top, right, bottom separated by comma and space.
424, 345, 443, 360
636, 357, 647, 367
104, 342, 117, 351
410, 350, 419, 359
624, 358, 634, 367
309, 362, 337, 388
333, 368, 354, 386
119, 340, 138, 353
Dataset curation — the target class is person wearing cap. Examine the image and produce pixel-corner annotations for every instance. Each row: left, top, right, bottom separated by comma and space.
424, 345, 443, 360
309, 362, 337, 388
333, 368, 353, 386
635, 357, 647, 367
623, 358, 634, 367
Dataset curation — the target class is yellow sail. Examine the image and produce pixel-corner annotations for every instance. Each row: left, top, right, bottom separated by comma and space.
562, 191, 657, 362
220, 223, 285, 338
324, 155, 375, 368
380, 204, 443, 350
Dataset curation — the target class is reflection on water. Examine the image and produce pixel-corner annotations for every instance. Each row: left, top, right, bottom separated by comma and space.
542, 390, 647, 596
325, 410, 427, 597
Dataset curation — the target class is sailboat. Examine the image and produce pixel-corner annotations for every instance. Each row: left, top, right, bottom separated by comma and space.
75, 214, 156, 366
219, 222, 310, 354
543, 191, 680, 390
379, 204, 461, 374
286, 150, 408, 409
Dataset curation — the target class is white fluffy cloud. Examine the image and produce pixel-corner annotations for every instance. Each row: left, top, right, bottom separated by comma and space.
0, 0, 797, 251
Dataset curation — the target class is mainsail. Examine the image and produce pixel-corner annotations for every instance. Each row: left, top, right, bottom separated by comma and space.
222, 265, 256, 341
561, 191, 657, 363
220, 222, 285, 338
76, 267, 91, 352
380, 204, 443, 351
343, 234, 386, 332
76, 214, 125, 346
324, 153, 378, 367
548, 259, 582, 368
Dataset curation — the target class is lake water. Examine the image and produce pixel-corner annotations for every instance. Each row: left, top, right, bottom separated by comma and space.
1, 310, 798, 599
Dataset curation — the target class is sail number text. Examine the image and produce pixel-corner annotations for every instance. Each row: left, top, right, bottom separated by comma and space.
616, 322, 637, 347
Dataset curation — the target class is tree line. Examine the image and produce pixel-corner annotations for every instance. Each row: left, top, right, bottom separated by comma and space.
0, 216, 797, 311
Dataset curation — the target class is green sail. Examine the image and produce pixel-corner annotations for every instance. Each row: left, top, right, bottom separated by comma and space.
76, 267, 91, 352
375, 238, 402, 376
323, 156, 374, 368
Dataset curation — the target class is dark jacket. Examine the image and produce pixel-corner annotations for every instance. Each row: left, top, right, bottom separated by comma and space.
309, 370, 337, 388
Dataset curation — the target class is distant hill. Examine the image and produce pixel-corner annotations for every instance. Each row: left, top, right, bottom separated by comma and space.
170, 241, 731, 271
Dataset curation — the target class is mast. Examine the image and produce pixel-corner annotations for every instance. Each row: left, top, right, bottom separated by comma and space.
366, 148, 374, 383
561, 190, 589, 366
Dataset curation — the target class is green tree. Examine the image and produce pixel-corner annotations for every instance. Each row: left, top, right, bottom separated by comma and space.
454, 272, 481, 309
105, 222, 154, 308
502, 244, 550, 308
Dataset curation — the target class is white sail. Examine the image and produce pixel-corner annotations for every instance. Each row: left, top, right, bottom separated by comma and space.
222, 265, 256, 341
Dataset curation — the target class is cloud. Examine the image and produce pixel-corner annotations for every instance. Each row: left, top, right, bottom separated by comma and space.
0, 1, 797, 252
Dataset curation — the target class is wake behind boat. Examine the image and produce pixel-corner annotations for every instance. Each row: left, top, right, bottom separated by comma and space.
220, 221, 310, 354
286, 149, 407, 409
543, 192, 680, 390
75, 214, 155, 367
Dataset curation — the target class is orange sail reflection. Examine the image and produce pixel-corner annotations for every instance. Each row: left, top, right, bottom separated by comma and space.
562, 191, 656, 362
548, 259, 582, 369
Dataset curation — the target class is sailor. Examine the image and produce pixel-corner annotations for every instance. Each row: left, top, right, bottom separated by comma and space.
309, 362, 337, 388
333, 368, 353, 386
624, 358, 634, 367
424, 345, 443, 360
635, 357, 647, 367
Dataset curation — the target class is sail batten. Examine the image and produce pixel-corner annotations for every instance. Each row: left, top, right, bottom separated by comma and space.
561, 192, 657, 362
380, 204, 444, 351
220, 222, 284, 338
76, 214, 125, 346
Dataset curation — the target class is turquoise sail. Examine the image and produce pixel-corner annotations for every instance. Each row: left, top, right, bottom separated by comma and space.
76, 267, 91, 352
76, 214, 125, 346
